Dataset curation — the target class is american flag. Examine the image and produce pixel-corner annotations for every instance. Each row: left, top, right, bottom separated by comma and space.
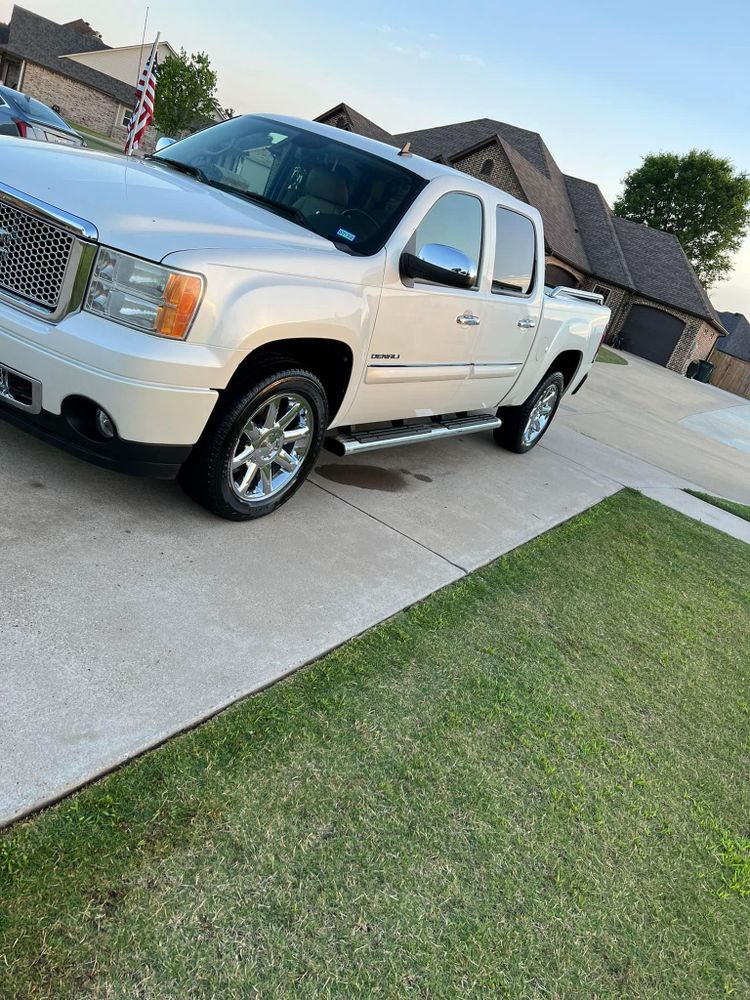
125, 36, 159, 154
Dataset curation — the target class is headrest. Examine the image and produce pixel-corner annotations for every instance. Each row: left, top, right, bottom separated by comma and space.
305, 167, 347, 205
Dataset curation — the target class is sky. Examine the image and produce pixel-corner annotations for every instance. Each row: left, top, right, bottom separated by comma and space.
4, 0, 750, 315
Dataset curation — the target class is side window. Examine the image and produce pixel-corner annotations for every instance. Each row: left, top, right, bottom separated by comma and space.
411, 192, 482, 275
493, 207, 536, 295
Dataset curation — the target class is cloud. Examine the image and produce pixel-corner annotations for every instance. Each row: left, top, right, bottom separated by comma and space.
457, 53, 486, 67
388, 42, 432, 59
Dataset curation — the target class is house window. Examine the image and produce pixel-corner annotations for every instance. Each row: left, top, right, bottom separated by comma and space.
480, 158, 494, 176
120, 106, 132, 128
593, 284, 611, 303
492, 206, 536, 295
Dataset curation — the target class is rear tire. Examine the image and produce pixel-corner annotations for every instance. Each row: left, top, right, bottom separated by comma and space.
494, 371, 564, 454
179, 368, 328, 520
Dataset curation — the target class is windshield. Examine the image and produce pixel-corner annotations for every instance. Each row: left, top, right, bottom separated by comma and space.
151, 115, 427, 255
2, 88, 71, 129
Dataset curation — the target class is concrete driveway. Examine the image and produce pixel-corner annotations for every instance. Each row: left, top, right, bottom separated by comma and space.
2, 350, 748, 825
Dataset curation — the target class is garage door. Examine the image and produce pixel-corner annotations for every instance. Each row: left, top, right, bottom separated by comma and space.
619, 305, 684, 365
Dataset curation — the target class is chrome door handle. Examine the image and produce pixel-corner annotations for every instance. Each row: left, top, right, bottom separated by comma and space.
517, 317, 537, 329
457, 312, 480, 327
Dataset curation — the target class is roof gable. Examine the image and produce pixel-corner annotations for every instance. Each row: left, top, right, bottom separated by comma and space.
315, 103, 396, 146
393, 117, 589, 272
716, 311, 750, 360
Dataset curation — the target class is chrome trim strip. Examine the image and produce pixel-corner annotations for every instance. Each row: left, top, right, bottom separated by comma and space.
0, 362, 42, 415
0, 181, 98, 241
365, 363, 471, 384
366, 361, 523, 369
473, 361, 524, 368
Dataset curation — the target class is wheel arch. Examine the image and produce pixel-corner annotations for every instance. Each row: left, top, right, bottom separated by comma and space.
224, 337, 355, 425
544, 349, 583, 390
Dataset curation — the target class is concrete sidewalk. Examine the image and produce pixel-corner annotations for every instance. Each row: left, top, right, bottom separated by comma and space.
2, 352, 749, 826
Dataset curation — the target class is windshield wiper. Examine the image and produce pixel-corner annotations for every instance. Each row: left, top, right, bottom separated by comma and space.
147, 156, 210, 183
145, 160, 352, 251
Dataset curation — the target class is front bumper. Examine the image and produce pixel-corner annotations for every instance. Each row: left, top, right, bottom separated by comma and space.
0, 399, 192, 477
0, 312, 221, 479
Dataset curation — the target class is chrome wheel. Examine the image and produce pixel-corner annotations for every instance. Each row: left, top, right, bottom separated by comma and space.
229, 391, 313, 503
522, 384, 558, 447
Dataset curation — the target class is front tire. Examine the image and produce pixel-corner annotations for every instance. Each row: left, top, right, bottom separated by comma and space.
179, 368, 328, 520
494, 371, 564, 454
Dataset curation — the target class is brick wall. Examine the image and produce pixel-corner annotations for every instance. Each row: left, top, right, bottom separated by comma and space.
452, 141, 526, 202
21, 61, 157, 153
667, 317, 719, 373
22, 62, 120, 135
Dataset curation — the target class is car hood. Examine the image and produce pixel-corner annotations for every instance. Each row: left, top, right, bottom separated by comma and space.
0, 139, 338, 262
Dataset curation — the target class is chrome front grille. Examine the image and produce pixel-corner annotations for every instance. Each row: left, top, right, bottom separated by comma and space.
0, 182, 98, 322
0, 199, 75, 309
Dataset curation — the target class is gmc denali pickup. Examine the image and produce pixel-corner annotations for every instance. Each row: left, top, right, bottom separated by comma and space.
0, 114, 609, 519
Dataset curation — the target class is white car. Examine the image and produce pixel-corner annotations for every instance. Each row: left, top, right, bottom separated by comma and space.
0, 115, 609, 519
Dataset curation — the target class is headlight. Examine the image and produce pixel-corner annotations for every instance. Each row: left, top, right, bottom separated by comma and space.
84, 248, 203, 340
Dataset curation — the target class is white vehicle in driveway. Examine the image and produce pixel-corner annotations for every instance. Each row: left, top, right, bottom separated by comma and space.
0, 115, 609, 519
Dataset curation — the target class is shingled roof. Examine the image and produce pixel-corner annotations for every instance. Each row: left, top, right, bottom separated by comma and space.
317, 102, 724, 335
564, 176, 633, 287
716, 311, 750, 361
0, 5, 135, 106
612, 217, 724, 330
316, 103, 397, 147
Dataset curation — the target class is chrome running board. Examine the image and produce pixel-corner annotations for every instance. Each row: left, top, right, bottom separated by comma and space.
324, 412, 502, 457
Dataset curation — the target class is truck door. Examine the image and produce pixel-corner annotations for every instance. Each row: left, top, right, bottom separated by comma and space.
452, 204, 543, 412
343, 191, 484, 426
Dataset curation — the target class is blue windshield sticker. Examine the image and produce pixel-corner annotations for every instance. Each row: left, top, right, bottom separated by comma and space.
336, 227, 356, 242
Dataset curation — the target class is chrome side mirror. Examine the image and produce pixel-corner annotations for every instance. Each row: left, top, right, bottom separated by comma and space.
400, 243, 477, 289
154, 136, 177, 153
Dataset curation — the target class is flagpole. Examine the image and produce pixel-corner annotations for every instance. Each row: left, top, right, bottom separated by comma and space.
126, 31, 159, 157
126, 7, 149, 157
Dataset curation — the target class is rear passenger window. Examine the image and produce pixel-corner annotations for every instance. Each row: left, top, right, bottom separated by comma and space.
493, 207, 536, 295
412, 192, 483, 273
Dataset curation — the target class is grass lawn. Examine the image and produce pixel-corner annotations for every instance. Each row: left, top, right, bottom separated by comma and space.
685, 488, 750, 523
596, 345, 629, 365
66, 121, 123, 154
2, 490, 749, 999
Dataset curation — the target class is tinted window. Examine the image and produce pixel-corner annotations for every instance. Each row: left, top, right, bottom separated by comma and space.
493, 207, 536, 294
152, 115, 427, 257
412, 193, 482, 272
1, 89, 69, 129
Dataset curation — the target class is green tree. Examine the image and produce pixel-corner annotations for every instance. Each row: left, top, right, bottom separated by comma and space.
153, 50, 219, 137
614, 150, 750, 288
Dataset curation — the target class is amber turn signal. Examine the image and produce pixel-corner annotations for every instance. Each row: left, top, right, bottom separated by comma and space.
156, 273, 204, 339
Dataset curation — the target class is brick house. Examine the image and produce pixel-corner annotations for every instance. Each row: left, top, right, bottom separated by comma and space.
317, 103, 727, 372
0, 6, 176, 152
709, 311, 750, 399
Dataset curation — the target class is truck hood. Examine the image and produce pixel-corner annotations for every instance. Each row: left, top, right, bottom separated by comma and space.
0, 140, 337, 262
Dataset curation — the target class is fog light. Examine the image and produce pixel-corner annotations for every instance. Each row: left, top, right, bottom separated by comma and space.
95, 408, 115, 439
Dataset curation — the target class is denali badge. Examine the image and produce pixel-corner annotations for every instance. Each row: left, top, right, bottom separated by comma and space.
371, 353, 401, 360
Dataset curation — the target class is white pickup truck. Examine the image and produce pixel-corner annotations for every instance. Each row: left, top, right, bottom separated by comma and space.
0, 115, 609, 519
